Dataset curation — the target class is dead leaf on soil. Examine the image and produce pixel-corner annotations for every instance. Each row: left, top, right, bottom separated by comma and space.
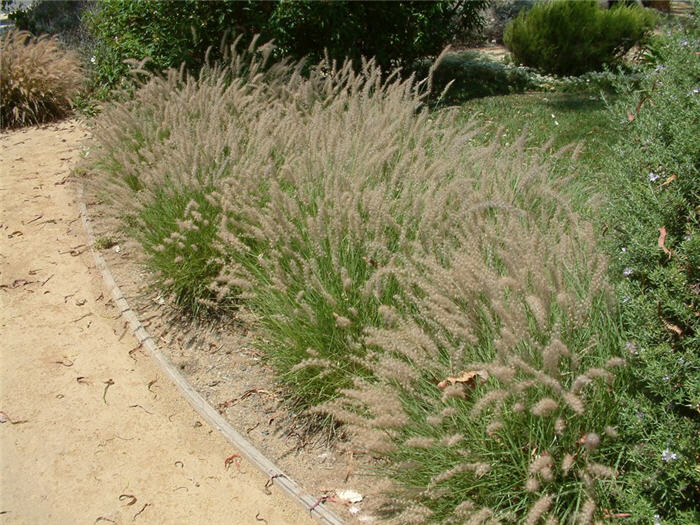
119, 494, 137, 506
263, 474, 285, 495
0, 410, 29, 425
224, 453, 242, 469
437, 369, 489, 389
335, 489, 363, 504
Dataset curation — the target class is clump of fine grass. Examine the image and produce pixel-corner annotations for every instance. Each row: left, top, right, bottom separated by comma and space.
1, 29, 84, 129
87, 36, 626, 522
318, 180, 625, 522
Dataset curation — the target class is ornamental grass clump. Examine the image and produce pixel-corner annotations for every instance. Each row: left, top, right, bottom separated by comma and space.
1, 29, 84, 128
87, 36, 626, 522
315, 144, 626, 522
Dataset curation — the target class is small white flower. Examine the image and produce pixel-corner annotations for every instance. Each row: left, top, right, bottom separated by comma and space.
654, 514, 662, 525
625, 341, 638, 355
661, 449, 678, 462
621, 247, 627, 253
649, 172, 660, 182
623, 267, 634, 277
90, 55, 96, 64
692, 87, 699, 95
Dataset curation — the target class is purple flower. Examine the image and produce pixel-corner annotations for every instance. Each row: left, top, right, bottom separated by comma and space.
661, 449, 678, 462
623, 267, 634, 277
649, 172, 660, 182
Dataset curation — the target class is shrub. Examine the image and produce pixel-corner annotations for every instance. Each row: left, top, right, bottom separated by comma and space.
0, 28, 85, 128
504, 0, 656, 76
266, 0, 488, 70
600, 22, 700, 523
84, 0, 274, 89
85, 0, 488, 90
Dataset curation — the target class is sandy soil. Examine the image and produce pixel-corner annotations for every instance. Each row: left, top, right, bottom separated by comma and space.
0, 120, 314, 524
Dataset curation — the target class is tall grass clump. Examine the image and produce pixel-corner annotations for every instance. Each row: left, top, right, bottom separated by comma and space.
1, 28, 85, 128
600, 21, 699, 523
85, 38, 293, 313
87, 36, 627, 521
315, 143, 628, 522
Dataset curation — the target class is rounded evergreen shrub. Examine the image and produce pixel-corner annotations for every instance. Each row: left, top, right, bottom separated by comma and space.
0, 28, 85, 128
503, 0, 656, 76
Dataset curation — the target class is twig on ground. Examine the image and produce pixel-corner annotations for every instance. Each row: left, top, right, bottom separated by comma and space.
102, 379, 114, 404
263, 474, 285, 495
132, 503, 151, 521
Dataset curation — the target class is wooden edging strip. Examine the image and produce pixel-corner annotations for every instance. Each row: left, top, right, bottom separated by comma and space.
78, 191, 344, 525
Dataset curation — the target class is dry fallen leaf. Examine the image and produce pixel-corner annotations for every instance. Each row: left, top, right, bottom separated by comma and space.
658, 226, 672, 258
335, 489, 363, 503
224, 453, 242, 469
660, 174, 677, 187
118, 494, 137, 506
438, 370, 489, 389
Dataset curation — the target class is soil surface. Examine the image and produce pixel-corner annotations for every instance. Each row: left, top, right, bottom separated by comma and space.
0, 121, 315, 524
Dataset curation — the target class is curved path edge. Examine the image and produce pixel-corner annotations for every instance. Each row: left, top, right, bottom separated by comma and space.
79, 187, 344, 525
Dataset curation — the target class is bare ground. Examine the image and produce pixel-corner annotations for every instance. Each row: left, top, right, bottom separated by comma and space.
0, 120, 315, 524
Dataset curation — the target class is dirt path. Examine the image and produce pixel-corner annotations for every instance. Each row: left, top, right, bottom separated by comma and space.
0, 120, 313, 524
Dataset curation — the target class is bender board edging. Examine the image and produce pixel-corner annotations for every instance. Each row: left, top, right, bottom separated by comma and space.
78, 190, 344, 525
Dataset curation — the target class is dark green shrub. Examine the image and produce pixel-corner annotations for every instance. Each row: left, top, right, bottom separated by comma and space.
601, 22, 700, 523
85, 0, 488, 90
504, 0, 656, 76
266, 0, 487, 70
85, 0, 274, 88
